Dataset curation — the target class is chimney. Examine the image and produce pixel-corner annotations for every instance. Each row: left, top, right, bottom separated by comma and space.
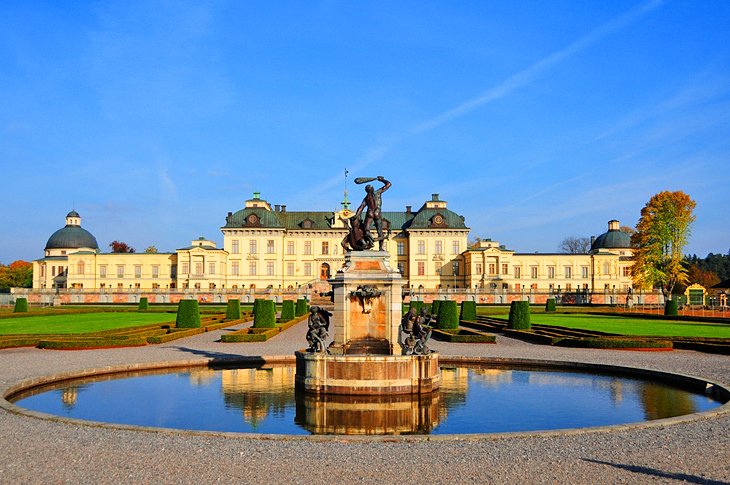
590, 236, 596, 246
281, 205, 286, 213
406, 205, 412, 214
432, 193, 439, 201
274, 205, 280, 212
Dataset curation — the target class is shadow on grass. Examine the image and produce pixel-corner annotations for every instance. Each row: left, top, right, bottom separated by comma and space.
582, 458, 726, 484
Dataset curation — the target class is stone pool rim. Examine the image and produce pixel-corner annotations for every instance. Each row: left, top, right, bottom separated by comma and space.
2, 355, 729, 442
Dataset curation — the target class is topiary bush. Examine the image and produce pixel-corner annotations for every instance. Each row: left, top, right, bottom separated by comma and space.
280, 300, 295, 322
545, 298, 556, 312
664, 299, 679, 316
508, 300, 531, 330
295, 298, 309, 317
253, 299, 276, 328
176, 299, 201, 328
460, 300, 477, 321
437, 300, 459, 330
431, 300, 442, 316
13, 297, 28, 313
138, 297, 149, 311
409, 300, 423, 315
226, 299, 241, 320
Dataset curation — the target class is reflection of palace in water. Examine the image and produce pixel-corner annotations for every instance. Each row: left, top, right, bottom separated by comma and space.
220, 367, 296, 428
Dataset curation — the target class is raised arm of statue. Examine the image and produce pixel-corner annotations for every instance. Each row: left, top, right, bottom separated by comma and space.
376, 176, 391, 194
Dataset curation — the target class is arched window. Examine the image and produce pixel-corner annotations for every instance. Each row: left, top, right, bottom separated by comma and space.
602, 262, 610, 275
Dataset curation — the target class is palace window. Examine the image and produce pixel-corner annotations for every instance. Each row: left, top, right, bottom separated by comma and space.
435, 241, 443, 255
564, 266, 572, 278
117, 265, 125, 278
531, 266, 538, 279
475, 263, 483, 274
135, 265, 142, 278
417, 240, 426, 255
603, 262, 610, 275
267, 261, 275, 276
209, 262, 216, 275
581, 266, 589, 279
622, 267, 630, 277
99, 265, 107, 278
514, 266, 521, 279
397, 262, 405, 275
152, 265, 159, 278
77, 261, 85, 275
304, 262, 312, 276
514, 283, 521, 291
502, 263, 508, 275
452, 240, 460, 255
287, 262, 295, 276
249, 240, 258, 254
287, 241, 295, 255
181, 262, 189, 274
194, 263, 203, 276
249, 261, 257, 276
267, 240, 275, 254
304, 241, 312, 255
452, 261, 459, 276
231, 262, 240, 276
322, 241, 329, 255
397, 242, 405, 256
566, 283, 572, 291
488, 263, 496, 275
547, 266, 555, 279
171, 265, 177, 278
417, 262, 425, 276
231, 240, 240, 254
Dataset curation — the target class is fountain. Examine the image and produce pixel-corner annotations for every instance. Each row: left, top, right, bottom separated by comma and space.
295, 176, 440, 396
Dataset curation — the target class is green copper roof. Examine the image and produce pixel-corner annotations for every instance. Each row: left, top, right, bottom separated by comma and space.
591, 229, 631, 250
45, 225, 99, 251
406, 208, 468, 229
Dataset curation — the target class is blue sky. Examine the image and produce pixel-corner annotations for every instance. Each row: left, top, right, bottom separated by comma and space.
1, 0, 728, 263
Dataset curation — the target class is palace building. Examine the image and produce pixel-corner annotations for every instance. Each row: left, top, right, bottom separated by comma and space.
31, 192, 636, 303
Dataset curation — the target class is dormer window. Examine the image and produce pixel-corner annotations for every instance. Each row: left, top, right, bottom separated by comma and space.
430, 213, 448, 228
246, 214, 260, 226
302, 218, 314, 229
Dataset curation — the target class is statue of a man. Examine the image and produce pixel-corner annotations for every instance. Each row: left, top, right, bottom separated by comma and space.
306, 306, 329, 353
354, 176, 391, 251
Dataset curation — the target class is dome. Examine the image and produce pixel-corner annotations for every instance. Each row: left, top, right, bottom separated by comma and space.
591, 220, 631, 251
66, 210, 80, 218
45, 226, 99, 250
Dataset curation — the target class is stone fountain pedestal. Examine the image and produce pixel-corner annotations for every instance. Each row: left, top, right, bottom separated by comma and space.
295, 250, 440, 396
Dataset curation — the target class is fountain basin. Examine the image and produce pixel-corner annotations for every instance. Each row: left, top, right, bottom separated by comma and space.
295, 351, 440, 395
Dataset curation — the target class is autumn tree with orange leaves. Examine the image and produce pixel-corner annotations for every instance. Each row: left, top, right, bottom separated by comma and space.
630, 191, 696, 299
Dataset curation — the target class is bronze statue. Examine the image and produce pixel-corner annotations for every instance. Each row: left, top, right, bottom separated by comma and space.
398, 307, 432, 355
354, 176, 391, 251
341, 213, 374, 252
306, 306, 330, 353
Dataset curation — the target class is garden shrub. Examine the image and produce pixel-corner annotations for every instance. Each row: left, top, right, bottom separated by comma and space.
431, 328, 496, 343
13, 298, 28, 313
295, 298, 309, 317
176, 299, 201, 328
431, 300, 442, 316
545, 298, 556, 313
138, 297, 149, 311
508, 301, 531, 330
280, 300, 295, 322
409, 300, 423, 315
460, 300, 477, 321
253, 299, 276, 328
437, 300, 459, 330
226, 299, 242, 320
664, 299, 679, 316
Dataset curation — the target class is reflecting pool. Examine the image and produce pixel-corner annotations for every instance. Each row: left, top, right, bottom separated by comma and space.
10, 365, 723, 435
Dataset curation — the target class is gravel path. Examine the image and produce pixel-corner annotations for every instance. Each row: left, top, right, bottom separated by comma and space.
1, 319, 729, 484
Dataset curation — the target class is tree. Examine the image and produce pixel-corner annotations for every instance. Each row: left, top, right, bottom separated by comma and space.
620, 226, 636, 236
144, 246, 158, 253
109, 241, 135, 253
559, 236, 591, 253
0, 260, 33, 291
630, 191, 696, 299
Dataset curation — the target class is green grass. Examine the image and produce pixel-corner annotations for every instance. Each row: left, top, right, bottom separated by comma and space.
493, 313, 730, 338
0, 312, 176, 335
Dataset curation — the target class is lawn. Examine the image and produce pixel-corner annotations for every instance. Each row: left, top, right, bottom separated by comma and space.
493, 313, 730, 338
0, 312, 178, 335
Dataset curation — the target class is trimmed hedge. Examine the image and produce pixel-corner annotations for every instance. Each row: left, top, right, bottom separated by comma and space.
432, 328, 496, 343
176, 299, 201, 328
460, 300, 477, 321
437, 300, 459, 330
138, 297, 149, 311
38, 337, 148, 350
253, 299, 276, 328
431, 300, 442, 316
221, 327, 279, 342
560, 338, 673, 350
13, 298, 28, 313
664, 299, 679, 316
508, 301, 531, 330
226, 299, 242, 320
295, 298, 309, 317
409, 300, 424, 315
147, 327, 205, 344
280, 300, 295, 322
545, 298, 556, 312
